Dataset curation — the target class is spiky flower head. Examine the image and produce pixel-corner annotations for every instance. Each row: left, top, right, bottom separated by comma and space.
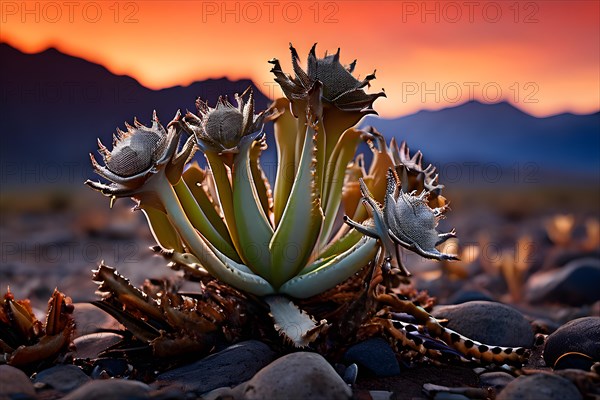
392, 140, 446, 208
86, 111, 196, 200
269, 43, 385, 118
383, 173, 447, 256
181, 88, 266, 156
105, 114, 168, 177
345, 169, 458, 277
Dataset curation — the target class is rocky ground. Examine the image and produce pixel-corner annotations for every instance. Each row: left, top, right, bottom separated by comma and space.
1, 187, 599, 399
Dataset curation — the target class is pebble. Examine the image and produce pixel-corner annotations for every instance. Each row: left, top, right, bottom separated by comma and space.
154, 340, 276, 394
433, 394, 469, 400
368, 391, 394, 400
496, 373, 582, 400
61, 379, 152, 400
72, 302, 121, 337
544, 317, 600, 369
241, 352, 352, 400
0, 365, 36, 398
343, 363, 358, 384
33, 364, 90, 393
479, 371, 515, 394
525, 258, 600, 306
344, 338, 401, 377
91, 358, 130, 378
432, 301, 534, 347
73, 332, 123, 359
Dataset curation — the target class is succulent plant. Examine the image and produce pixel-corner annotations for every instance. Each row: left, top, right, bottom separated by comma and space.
86, 45, 530, 365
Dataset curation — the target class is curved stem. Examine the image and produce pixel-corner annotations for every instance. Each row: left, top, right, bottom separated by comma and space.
269, 123, 323, 289
141, 206, 184, 253
232, 140, 274, 279
173, 179, 240, 262
205, 151, 244, 259
319, 128, 363, 249
151, 175, 275, 296
182, 164, 232, 244
272, 99, 298, 226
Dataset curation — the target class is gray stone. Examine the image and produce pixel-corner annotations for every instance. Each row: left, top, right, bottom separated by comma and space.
432, 301, 534, 348
72, 302, 121, 338
0, 365, 36, 398
544, 317, 600, 369
73, 332, 123, 359
525, 258, 600, 306
497, 373, 582, 400
344, 337, 401, 377
61, 379, 151, 400
241, 352, 352, 400
154, 340, 276, 394
479, 371, 515, 394
368, 391, 393, 400
201, 386, 244, 400
33, 364, 90, 393
433, 394, 470, 400
343, 363, 358, 384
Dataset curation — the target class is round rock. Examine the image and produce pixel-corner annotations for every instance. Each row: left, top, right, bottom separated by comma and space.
61, 379, 151, 400
525, 258, 600, 306
432, 301, 534, 348
33, 364, 90, 393
497, 373, 582, 400
154, 340, 276, 394
0, 365, 36, 398
72, 302, 121, 337
242, 352, 352, 400
344, 337, 401, 377
479, 371, 515, 395
73, 332, 123, 359
544, 317, 600, 369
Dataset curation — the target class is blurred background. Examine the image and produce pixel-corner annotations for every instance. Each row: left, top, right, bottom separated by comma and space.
1, 1, 598, 318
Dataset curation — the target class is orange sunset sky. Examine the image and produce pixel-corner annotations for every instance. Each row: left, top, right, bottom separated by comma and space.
1, 0, 599, 117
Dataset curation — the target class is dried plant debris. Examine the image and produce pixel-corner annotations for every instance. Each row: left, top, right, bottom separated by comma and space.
0, 288, 74, 369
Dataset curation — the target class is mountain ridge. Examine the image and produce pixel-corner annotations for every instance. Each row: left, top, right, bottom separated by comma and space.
1, 42, 598, 188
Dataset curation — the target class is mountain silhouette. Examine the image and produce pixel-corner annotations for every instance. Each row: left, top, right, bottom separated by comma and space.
361, 101, 599, 185
1, 42, 598, 188
0, 43, 271, 187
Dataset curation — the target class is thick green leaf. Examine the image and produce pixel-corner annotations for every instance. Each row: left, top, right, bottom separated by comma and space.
279, 238, 378, 299
271, 98, 298, 226
141, 206, 183, 253
204, 151, 252, 265
249, 139, 273, 224
174, 179, 239, 261
314, 228, 363, 262
319, 128, 363, 248
269, 123, 323, 289
232, 137, 274, 279
182, 163, 231, 244
153, 175, 275, 296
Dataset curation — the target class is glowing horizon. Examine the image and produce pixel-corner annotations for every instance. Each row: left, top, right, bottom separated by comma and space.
2, 1, 598, 118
